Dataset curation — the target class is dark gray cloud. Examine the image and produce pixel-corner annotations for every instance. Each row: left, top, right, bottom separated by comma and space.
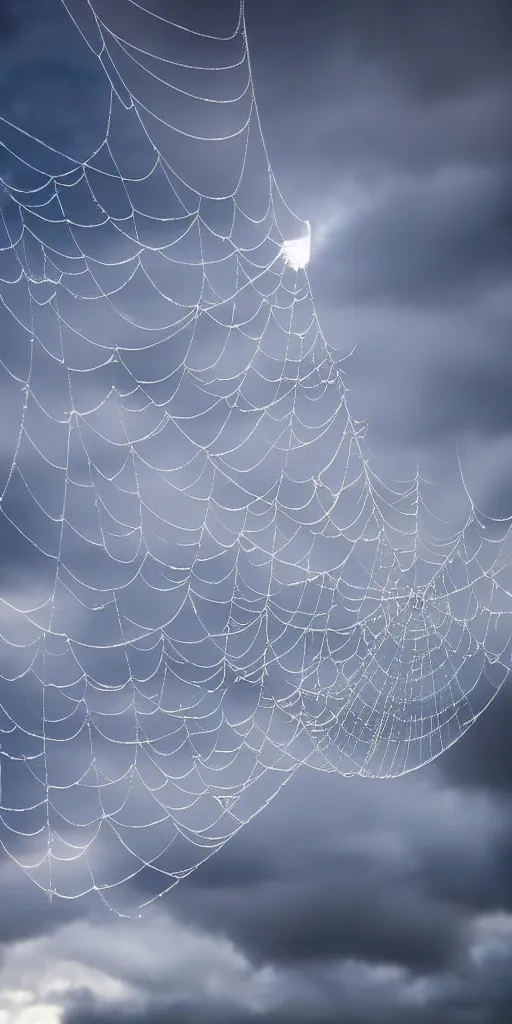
170, 796, 464, 975
0, 4, 14, 43
249, 0, 512, 174
44, 770, 512, 1023
243, 0, 512, 477
440, 679, 512, 794
0, 2, 511, 1024
317, 168, 512, 307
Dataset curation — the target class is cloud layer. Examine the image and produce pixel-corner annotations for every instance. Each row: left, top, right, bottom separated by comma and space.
0, 0, 511, 1022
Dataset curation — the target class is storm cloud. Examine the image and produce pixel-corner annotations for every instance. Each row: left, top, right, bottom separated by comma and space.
0, 1, 511, 1023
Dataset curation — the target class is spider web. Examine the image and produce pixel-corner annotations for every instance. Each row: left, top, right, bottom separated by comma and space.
0, 0, 511, 913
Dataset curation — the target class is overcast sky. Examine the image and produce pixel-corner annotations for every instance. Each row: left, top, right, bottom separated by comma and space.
1, 1, 512, 1023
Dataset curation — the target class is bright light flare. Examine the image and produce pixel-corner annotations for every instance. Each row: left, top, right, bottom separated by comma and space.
281, 221, 311, 270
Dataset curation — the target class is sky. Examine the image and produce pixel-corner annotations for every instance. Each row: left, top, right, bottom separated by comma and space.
0, 1, 511, 1022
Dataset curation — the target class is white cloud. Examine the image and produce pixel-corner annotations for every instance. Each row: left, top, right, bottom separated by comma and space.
0, 908, 280, 1023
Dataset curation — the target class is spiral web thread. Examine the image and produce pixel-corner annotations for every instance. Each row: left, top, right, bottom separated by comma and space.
0, 0, 511, 913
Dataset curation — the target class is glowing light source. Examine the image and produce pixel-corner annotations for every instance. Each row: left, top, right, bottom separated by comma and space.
281, 220, 311, 270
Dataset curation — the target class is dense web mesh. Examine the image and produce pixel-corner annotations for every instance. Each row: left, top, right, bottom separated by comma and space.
0, 0, 511, 912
